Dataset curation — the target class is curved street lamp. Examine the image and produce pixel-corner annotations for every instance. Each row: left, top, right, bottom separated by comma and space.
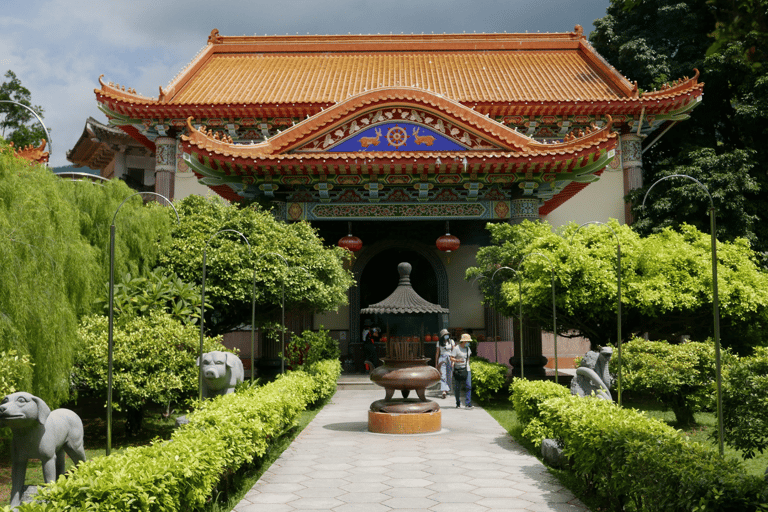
492, 265, 525, 378
0, 100, 52, 160
257, 252, 289, 374
488, 266, 518, 367
572, 222, 622, 405
200, 229, 252, 400
520, 252, 559, 383
108, 192, 178, 455
643, 174, 723, 455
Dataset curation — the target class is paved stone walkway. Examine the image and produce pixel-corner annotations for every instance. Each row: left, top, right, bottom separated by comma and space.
234, 389, 589, 512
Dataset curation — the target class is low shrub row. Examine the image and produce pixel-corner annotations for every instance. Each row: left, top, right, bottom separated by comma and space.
510, 378, 767, 511
11, 359, 341, 512
469, 357, 509, 402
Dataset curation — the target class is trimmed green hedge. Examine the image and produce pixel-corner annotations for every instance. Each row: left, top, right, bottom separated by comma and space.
469, 357, 508, 402
12, 359, 341, 512
510, 380, 767, 511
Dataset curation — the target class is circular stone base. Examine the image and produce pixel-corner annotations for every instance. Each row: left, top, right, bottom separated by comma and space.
368, 409, 441, 434
370, 399, 439, 414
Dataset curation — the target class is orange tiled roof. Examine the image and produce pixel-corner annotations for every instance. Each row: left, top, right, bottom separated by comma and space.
96, 29, 647, 108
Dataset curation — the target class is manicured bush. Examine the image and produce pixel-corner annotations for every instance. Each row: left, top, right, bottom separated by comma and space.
72, 312, 227, 434
620, 337, 734, 425
723, 346, 768, 459
283, 328, 340, 370
526, 394, 767, 511
11, 359, 340, 511
469, 357, 508, 402
509, 377, 571, 447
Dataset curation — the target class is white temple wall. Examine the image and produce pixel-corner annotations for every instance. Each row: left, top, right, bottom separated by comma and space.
439, 245, 484, 329
174, 171, 219, 201
543, 167, 626, 228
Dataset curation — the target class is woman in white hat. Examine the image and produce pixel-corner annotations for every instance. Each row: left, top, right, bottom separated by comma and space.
434, 329, 455, 399
450, 333, 474, 409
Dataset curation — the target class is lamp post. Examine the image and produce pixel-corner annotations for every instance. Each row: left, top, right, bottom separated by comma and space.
643, 174, 723, 455
108, 192, 178, 455
517, 253, 559, 383
491, 266, 518, 373
0, 100, 52, 160
257, 252, 289, 374
200, 229, 251, 401
572, 222, 622, 405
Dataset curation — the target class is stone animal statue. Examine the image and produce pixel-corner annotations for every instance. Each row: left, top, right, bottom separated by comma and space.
198, 350, 244, 398
0, 392, 86, 508
571, 347, 614, 401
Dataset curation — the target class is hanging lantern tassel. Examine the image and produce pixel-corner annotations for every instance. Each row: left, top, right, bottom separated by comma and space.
338, 221, 363, 252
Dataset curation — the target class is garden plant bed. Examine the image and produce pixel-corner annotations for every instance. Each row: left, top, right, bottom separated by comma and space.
0, 398, 181, 506
484, 397, 768, 511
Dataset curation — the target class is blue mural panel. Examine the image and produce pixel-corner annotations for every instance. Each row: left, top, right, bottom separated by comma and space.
327, 122, 467, 152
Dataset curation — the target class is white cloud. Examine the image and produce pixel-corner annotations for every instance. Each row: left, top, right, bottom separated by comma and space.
1, 0, 611, 166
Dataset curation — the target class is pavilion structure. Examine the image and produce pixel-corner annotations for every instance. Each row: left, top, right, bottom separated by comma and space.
90, 27, 703, 374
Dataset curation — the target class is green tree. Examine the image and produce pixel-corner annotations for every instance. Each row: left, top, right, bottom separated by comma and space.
467, 220, 768, 353
591, 0, 768, 254
722, 346, 768, 459
0, 146, 174, 407
620, 338, 732, 426
0, 70, 46, 148
158, 195, 355, 335
73, 312, 227, 435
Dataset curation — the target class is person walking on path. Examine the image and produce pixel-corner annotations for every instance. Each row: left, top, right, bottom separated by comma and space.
434, 328, 455, 399
450, 333, 473, 409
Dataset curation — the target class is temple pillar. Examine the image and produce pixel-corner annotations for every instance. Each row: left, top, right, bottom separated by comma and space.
620, 133, 643, 224
506, 199, 548, 377
154, 136, 176, 201
509, 198, 540, 225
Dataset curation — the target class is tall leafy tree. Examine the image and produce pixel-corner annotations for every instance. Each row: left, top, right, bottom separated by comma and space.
158, 195, 355, 335
467, 220, 768, 354
0, 145, 174, 407
591, 0, 768, 254
0, 70, 47, 148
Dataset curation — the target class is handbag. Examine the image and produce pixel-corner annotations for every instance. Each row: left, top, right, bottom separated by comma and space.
453, 365, 468, 381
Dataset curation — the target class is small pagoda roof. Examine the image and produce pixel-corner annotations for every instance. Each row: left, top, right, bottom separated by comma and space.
361, 262, 449, 315
95, 28, 703, 121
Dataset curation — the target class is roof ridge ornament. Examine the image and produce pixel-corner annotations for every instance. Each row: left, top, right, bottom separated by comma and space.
572, 25, 584, 39
208, 28, 223, 45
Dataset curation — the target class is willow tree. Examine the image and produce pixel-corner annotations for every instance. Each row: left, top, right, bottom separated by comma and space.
158, 195, 355, 335
0, 145, 174, 407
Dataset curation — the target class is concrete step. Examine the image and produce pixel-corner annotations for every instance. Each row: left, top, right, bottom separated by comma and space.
337, 373, 379, 390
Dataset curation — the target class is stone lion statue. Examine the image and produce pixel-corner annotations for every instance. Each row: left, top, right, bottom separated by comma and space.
571, 347, 613, 401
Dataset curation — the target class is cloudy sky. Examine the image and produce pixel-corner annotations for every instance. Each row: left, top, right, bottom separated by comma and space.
2, 0, 611, 168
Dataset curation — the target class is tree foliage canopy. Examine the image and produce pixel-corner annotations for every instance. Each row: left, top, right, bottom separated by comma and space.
0, 70, 47, 148
0, 147, 175, 407
158, 195, 354, 334
467, 220, 768, 353
591, 0, 768, 255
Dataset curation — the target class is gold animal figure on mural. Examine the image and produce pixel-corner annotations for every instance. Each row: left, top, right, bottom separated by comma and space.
359, 128, 382, 148
413, 127, 435, 146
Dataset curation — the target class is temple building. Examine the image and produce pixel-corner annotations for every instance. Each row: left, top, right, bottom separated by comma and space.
77, 27, 703, 373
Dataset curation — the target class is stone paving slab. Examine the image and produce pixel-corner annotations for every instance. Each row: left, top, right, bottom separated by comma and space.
234, 389, 589, 512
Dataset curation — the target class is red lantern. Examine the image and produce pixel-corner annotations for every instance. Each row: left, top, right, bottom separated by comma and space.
436, 233, 460, 252
425, 334, 433, 342
338, 234, 362, 252
436, 220, 460, 253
